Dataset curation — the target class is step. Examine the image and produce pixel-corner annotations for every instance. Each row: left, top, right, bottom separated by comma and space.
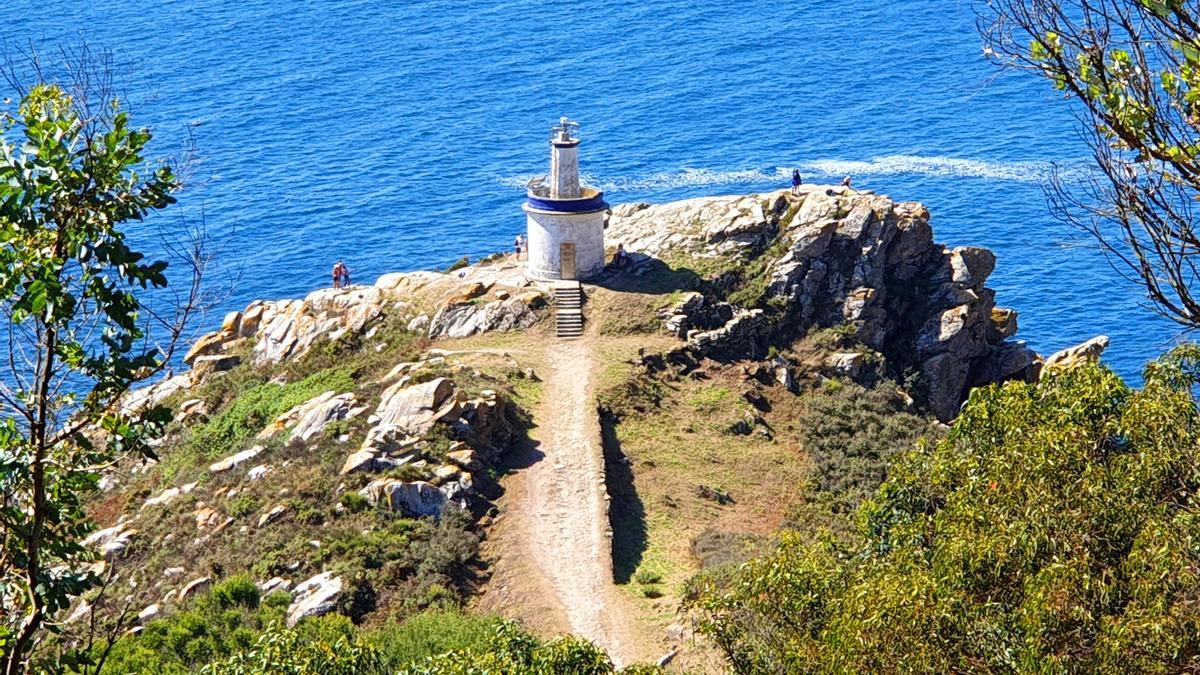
553, 283, 584, 340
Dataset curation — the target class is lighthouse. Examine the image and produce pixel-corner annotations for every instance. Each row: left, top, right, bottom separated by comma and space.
523, 117, 607, 280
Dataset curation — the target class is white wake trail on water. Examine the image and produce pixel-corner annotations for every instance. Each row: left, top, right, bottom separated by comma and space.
798, 155, 1082, 183
496, 155, 1087, 192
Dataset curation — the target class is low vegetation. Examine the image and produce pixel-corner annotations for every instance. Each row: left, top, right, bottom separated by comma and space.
687, 348, 1200, 672
99, 590, 660, 675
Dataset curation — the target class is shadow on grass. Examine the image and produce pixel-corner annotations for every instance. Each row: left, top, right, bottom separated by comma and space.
600, 413, 647, 584
591, 255, 704, 295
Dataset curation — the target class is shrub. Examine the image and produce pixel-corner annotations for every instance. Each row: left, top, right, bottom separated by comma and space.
688, 349, 1200, 672
369, 611, 504, 669
200, 621, 382, 675
445, 256, 470, 272
393, 620, 658, 674
210, 575, 260, 610
340, 492, 370, 513
786, 381, 933, 537
633, 569, 663, 585
689, 529, 764, 569
100, 593, 374, 673
227, 493, 260, 519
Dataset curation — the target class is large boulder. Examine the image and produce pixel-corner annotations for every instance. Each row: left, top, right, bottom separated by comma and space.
427, 294, 543, 340
183, 332, 229, 366
259, 391, 362, 445
359, 479, 447, 517
120, 374, 192, 416
375, 378, 457, 436
1042, 336, 1110, 376
209, 446, 263, 473
286, 572, 343, 627
82, 520, 137, 559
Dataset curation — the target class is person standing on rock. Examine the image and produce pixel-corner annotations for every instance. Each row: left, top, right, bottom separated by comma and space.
340, 262, 351, 287
791, 169, 802, 195
514, 234, 523, 259
331, 261, 344, 289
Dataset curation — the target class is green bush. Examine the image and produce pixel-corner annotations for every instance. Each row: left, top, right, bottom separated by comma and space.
200, 621, 381, 675
227, 493, 260, 519
370, 611, 504, 669
633, 569, 663, 585
340, 491, 370, 513
394, 620, 658, 674
687, 348, 1200, 673
787, 381, 933, 537
210, 575, 260, 610
98, 578, 288, 673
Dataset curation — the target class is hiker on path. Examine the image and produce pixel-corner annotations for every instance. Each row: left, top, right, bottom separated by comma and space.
514, 234, 524, 259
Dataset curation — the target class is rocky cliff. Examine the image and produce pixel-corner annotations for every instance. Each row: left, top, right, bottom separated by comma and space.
607, 186, 1059, 421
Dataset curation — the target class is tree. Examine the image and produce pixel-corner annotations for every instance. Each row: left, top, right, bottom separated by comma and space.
0, 47, 205, 674
687, 348, 1200, 672
980, 0, 1200, 330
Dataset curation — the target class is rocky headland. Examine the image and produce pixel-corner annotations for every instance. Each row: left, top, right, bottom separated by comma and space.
78, 185, 1106, 669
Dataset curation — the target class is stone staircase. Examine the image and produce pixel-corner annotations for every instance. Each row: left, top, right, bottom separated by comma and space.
553, 281, 584, 339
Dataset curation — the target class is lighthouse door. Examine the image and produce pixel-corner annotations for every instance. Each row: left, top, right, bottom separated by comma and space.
560, 243, 577, 280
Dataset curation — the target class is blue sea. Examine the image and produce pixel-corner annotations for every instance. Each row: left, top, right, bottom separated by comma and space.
6, 0, 1182, 381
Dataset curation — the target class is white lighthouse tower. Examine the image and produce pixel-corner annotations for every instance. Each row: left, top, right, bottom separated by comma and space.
523, 117, 607, 280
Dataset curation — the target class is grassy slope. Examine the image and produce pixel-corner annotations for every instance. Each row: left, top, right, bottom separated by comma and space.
585, 258, 941, 658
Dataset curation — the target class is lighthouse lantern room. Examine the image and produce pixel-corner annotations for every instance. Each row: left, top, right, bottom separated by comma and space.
523, 117, 607, 281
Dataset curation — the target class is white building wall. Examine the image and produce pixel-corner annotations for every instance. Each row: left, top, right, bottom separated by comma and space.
549, 144, 580, 199
525, 209, 606, 280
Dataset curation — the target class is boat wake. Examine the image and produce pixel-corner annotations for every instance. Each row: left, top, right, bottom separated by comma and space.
496, 155, 1086, 193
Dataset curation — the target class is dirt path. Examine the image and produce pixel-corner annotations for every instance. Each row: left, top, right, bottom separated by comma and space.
478, 331, 642, 665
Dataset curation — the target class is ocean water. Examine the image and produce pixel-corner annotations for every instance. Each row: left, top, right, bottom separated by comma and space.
6, 0, 1182, 381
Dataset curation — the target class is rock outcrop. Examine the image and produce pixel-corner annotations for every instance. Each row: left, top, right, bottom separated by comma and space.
428, 292, 545, 340
609, 187, 1043, 421
286, 572, 343, 627
178, 268, 547, 374
359, 479, 449, 517
1042, 335, 1110, 375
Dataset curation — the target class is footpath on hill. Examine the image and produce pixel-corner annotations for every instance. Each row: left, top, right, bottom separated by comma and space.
477, 326, 645, 665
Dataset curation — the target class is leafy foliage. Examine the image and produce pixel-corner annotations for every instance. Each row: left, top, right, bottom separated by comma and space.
688, 348, 1200, 672
982, 1, 1200, 329
396, 620, 658, 675
788, 381, 935, 537
199, 621, 381, 675
0, 70, 200, 674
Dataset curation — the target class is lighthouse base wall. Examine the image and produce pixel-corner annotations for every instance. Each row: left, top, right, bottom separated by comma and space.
524, 210, 606, 281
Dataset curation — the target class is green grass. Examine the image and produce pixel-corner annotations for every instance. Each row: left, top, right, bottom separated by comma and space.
686, 385, 732, 414
187, 366, 355, 459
